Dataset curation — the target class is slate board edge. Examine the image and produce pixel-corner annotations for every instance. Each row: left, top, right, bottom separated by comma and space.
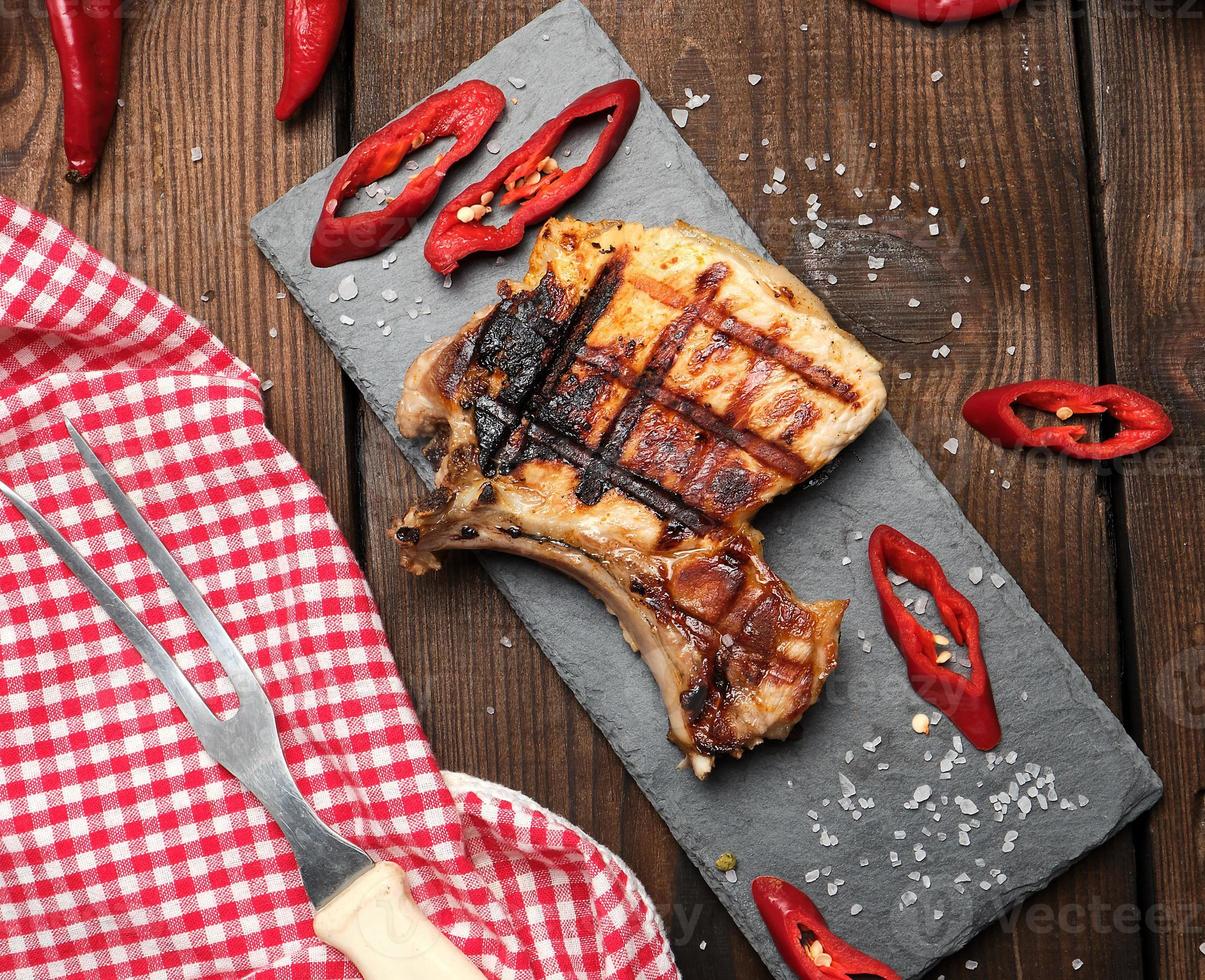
249, 1, 1163, 976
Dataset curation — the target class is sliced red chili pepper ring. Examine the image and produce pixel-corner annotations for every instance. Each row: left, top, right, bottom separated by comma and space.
424, 78, 641, 275
962, 379, 1173, 461
310, 81, 507, 268
46, 0, 124, 184
868, 525, 1001, 752
276, 0, 349, 121
861, 0, 1022, 24
752, 876, 901, 980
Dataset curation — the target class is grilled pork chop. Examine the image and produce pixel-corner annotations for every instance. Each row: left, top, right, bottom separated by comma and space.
392, 218, 886, 777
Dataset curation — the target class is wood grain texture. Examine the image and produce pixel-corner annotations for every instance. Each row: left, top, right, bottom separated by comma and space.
1082, 7, 1205, 979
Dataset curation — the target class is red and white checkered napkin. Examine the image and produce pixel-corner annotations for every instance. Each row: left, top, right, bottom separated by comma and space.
0, 196, 678, 980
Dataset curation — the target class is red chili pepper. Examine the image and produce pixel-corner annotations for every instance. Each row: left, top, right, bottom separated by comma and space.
868, 525, 1001, 751
423, 78, 640, 275
752, 876, 901, 980
861, 0, 1021, 23
310, 81, 506, 268
45, 0, 123, 184
275, 0, 348, 121
961, 379, 1173, 461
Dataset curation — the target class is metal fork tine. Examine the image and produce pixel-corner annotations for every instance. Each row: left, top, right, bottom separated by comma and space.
64, 420, 265, 706
0, 476, 218, 737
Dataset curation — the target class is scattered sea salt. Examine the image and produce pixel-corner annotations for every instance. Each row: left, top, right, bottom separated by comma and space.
748, 74, 762, 86
931, 70, 944, 82
889, 195, 902, 209
338, 275, 358, 301
969, 567, 983, 585
990, 573, 1006, 589
671, 108, 689, 128
508, 77, 526, 89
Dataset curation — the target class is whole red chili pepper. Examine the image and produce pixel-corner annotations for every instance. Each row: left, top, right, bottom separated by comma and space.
424, 78, 640, 275
45, 0, 123, 184
752, 876, 901, 980
275, 0, 348, 121
861, 0, 1021, 23
962, 379, 1173, 461
868, 525, 1001, 751
310, 81, 506, 268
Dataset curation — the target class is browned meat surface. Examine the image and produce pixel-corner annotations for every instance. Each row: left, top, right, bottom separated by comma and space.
391, 218, 887, 777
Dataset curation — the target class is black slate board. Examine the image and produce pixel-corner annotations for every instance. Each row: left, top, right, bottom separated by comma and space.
250, 3, 1162, 976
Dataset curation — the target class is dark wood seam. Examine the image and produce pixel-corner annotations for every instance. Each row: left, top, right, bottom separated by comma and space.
1071, 6, 1156, 979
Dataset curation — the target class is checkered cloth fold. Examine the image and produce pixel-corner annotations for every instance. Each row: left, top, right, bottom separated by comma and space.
0, 196, 677, 980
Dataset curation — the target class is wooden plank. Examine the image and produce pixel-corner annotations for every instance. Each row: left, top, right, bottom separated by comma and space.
0, 2, 356, 534
1081, 9, 1205, 980
344, 1, 1140, 977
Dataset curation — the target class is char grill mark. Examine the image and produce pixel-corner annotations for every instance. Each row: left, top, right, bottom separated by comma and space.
470, 257, 628, 475
576, 263, 729, 506
629, 273, 862, 406
464, 256, 810, 524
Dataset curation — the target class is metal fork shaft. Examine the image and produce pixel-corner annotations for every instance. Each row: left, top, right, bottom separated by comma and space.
0, 426, 373, 908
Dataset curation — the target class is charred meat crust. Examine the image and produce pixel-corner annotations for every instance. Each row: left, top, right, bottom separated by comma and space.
391, 218, 885, 777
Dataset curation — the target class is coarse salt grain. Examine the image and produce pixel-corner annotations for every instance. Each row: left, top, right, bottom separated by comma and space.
748, 74, 762, 86
969, 566, 983, 584
931, 70, 944, 82
338, 275, 358, 301
190, 146, 203, 162
671, 108, 689, 128
952, 311, 963, 328
508, 77, 526, 89
943, 438, 959, 455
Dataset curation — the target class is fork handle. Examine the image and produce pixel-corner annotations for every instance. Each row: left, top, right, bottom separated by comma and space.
314, 862, 485, 980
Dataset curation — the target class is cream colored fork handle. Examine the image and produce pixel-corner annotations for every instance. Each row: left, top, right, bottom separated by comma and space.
313, 862, 485, 980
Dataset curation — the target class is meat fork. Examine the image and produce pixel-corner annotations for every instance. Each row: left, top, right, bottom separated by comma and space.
0, 421, 483, 980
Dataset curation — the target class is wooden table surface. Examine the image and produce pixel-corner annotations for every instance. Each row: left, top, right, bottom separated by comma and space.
3, 2, 1202, 977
